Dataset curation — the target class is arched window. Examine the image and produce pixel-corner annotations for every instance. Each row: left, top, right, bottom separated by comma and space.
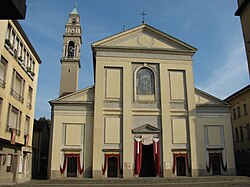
137, 68, 155, 94
67, 41, 75, 58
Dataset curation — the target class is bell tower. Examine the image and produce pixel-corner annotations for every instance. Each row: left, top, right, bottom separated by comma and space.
59, 6, 82, 97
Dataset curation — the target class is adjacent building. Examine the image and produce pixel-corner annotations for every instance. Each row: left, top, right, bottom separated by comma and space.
0, 0, 27, 19
0, 20, 41, 183
225, 85, 250, 176
235, 0, 250, 75
49, 7, 236, 179
32, 118, 50, 179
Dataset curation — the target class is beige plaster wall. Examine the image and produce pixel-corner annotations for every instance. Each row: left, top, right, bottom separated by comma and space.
196, 116, 236, 175
0, 20, 40, 183
92, 48, 197, 177
49, 107, 93, 178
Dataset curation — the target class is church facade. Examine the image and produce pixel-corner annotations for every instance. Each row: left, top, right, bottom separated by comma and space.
48, 7, 236, 179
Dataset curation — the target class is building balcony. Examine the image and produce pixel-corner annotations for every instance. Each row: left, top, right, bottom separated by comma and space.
10, 88, 24, 103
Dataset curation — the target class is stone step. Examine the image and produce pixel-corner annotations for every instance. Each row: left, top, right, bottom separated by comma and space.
31, 176, 250, 185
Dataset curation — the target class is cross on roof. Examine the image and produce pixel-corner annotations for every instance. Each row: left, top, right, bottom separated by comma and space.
140, 11, 147, 24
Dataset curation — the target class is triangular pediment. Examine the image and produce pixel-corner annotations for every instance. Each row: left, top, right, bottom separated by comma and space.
92, 24, 197, 53
195, 88, 229, 106
132, 124, 161, 134
50, 86, 94, 104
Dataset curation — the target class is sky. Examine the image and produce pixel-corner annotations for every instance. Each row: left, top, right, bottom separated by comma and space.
19, 0, 249, 119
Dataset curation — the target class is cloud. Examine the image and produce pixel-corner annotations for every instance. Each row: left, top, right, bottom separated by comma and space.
197, 44, 249, 99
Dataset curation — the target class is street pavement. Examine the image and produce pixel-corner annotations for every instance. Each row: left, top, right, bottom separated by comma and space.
5, 176, 250, 187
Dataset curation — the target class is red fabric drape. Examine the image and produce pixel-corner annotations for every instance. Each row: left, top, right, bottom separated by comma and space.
206, 153, 227, 173
10, 128, 16, 144
59, 153, 84, 175
153, 141, 161, 176
102, 154, 120, 175
134, 140, 142, 175
60, 155, 67, 174
172, 153, 189, 174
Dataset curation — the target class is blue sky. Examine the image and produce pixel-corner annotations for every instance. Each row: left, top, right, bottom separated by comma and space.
19, 0, 249, 119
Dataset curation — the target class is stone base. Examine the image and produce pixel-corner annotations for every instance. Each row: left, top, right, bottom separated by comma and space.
226, 168, 236, 176
50, 170, 64, 179
123, 170, 133, 178
191, 168, 236, 177
92, 170, 104, 178
163, 169, 173, 177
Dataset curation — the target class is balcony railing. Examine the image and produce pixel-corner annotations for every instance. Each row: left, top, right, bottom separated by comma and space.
10, 88, 24, 103
7, 126, 21, 136
26, 102, 32, 110
4, 39, 35, 80
0, 78, 6, 88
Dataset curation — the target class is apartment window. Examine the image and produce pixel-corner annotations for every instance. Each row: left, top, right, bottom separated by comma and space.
237, 106, 241, 117
27, 87, 32, 109
233, 108, 236, 119
235, 128, 239, 142
246, 124, 250, 140
18, 43, 23, 59
24, 116, 30, 146
0, 154, 2, 171
7, 105, 21, 136
6, 154, 13, 172
26, 53, 29, 68
32, 61, 35, 72
240, 126, 244, 141
29, 57, 32, 69
0, 98, 2, 124
0, 56, 8, 88
24, 48, 27, 67
27, 57, 34, 76
11, 70, 25, 103
14, 37, 19, 57
243, 103, 248, 115
5, 24, 11, 40
10, 30, 15, 46
24, 116, 30, 135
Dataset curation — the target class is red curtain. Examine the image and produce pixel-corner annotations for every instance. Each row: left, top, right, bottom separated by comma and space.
206, 153, 227, 172
102, 154, 120, 175
172, 153, 189, 174
10, 128, 16, 145
133, 140, 142, 175
60, 153, 84, 175
153, 140, 161, 176
25, 134, 29, 147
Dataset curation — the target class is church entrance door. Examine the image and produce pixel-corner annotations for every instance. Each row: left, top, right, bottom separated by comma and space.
139, 144, 156, 177
211, 155, 221, 175
67, 157, 77, 177
176, 157, 186, 176
108, 157, 118, 177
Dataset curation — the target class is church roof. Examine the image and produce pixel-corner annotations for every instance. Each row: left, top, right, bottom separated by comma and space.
195, 88, 230, 107
92, 23, 197, 53
224, 84, 250, 102
49, 85, 94, 105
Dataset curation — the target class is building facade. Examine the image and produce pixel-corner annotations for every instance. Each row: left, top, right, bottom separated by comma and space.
235, 0, 250, 75
49, 7, 236, 179
0, 20, 41, 183
32, 118, 50, 179
225, 85, 250, 176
